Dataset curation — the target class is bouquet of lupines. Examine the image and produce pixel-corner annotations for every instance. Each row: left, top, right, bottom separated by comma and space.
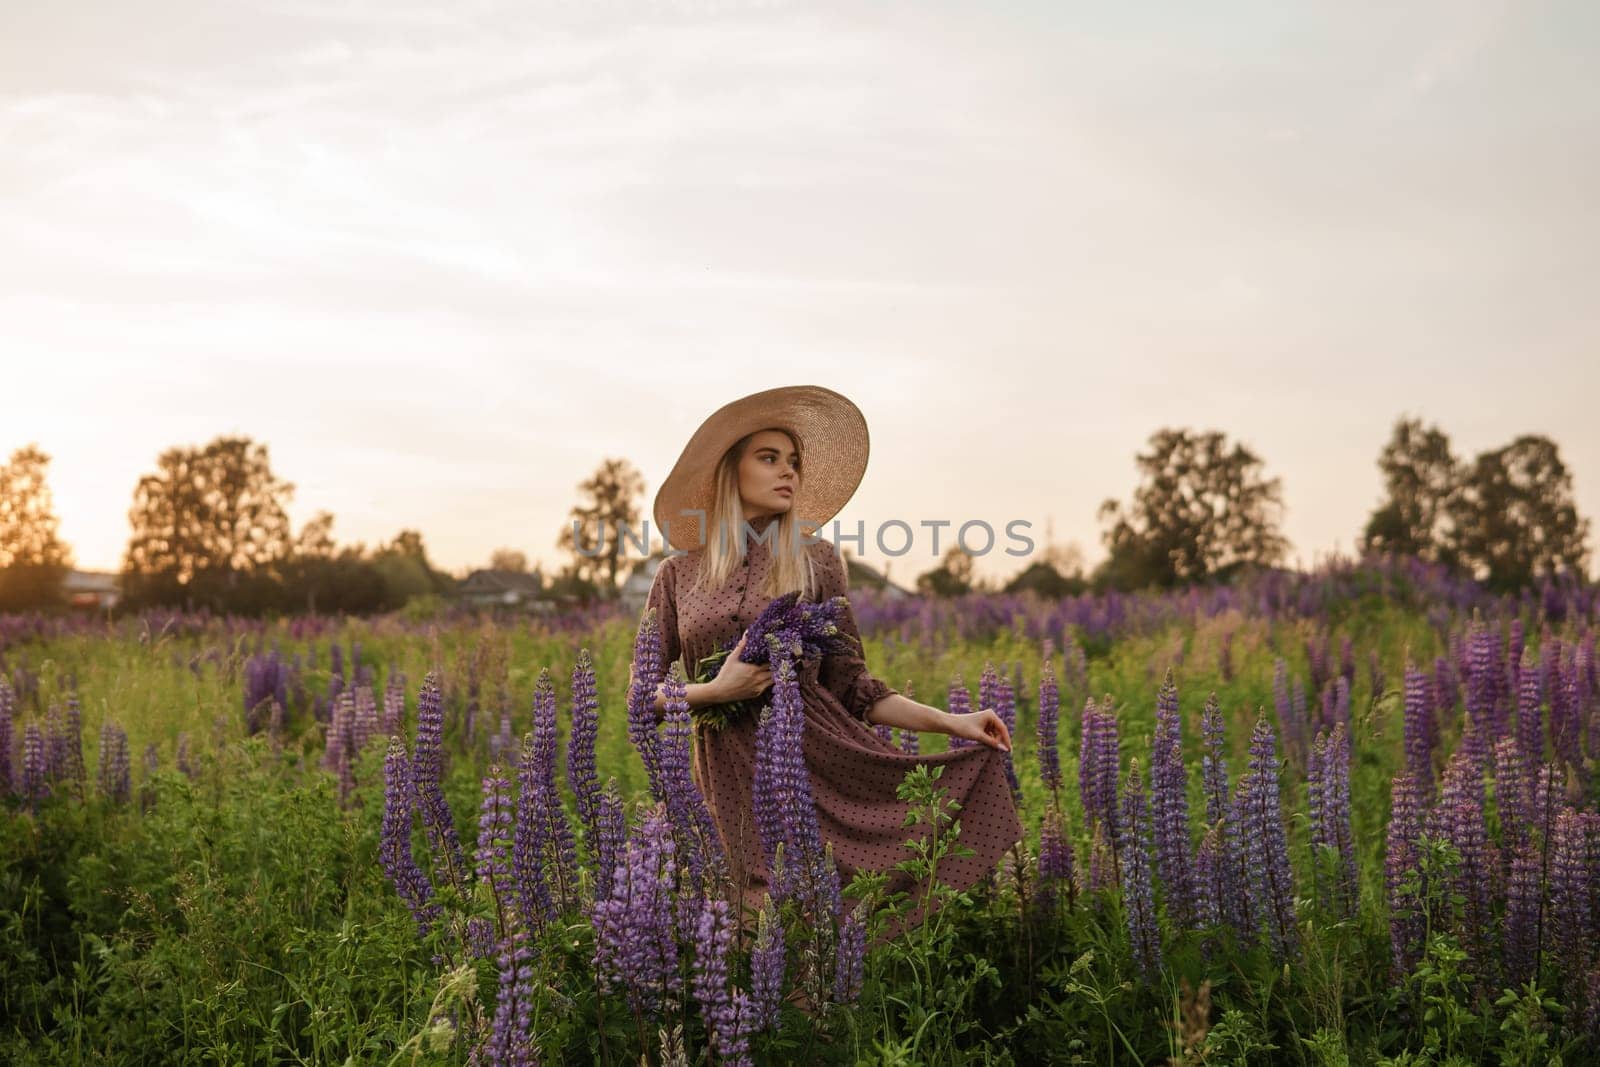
690, 591, 859, 730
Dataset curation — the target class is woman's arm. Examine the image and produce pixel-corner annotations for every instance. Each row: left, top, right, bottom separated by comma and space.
865, 692, 1011, 751
649, 678, 726, 713
862, 692, 947, 733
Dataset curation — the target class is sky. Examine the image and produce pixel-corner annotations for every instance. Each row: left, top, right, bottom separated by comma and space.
4, 0, 1598, 586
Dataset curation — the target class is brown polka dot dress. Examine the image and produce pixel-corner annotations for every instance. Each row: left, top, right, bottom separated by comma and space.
643, 515, 1024, 941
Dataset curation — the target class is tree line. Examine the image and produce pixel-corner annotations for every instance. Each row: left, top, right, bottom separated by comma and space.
0, 418, 1590, 614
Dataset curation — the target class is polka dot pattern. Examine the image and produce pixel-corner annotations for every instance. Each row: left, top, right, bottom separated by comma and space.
643, 523, 1024, 941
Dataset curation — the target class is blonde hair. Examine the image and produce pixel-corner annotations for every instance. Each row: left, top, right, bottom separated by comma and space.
688, 429, 820, 602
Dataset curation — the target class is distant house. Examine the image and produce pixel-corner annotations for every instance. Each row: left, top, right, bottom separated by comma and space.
63, 570, 120, 610
843, 554, 915, 599
455, 568, 546, 610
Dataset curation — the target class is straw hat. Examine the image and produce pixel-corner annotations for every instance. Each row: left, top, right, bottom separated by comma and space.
653, 385, 869, 553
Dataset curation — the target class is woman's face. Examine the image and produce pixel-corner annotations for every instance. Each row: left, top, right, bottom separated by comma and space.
738, 430, 800, 519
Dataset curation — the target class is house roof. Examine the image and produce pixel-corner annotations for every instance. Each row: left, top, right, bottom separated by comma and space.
457, 569, 545, 595
63, 570, 120, 594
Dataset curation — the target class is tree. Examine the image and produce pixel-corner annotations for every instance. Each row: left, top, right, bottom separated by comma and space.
372, 529, 452, 606
1097, 428, 1287, 590
122, 435, 295, 609
489, 547, 529, 573
1004, 560, 1087, 599
1361, 417, 1460, 564
555, 457, 645, 596
0, 444, 74, 611
916, 545, 974, 597
294, 510, 338, 560
1448, 435, 1590, 591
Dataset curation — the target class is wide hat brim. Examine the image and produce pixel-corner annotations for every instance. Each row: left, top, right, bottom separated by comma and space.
653, 385, 869, 553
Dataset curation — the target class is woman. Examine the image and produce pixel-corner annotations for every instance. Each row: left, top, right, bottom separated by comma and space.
637, 384, 1024, 939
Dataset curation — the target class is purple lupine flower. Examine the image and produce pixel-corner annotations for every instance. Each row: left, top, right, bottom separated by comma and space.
591, 802, 682, 1018
381, 671, 406, 737
1466, 622, 1498, 750
1272, 658, 1305, 769
1549, 807, 1591, 988
325, 688, 356, 803
244, 649, 293, 733
1290, 670, 1309, 729
996, 671, 1021, 802
947, 672, 974, 750
1085, 819, 1117, 894
1493, 736, 1528, 850
694, 898, 753, 1066
1338, 635, 1356, 689
1403, 661, 1436, 792
0, 678, 13, 796
627, 608, 667, 799
484, 931, 537, 1067
513, 734, 554, 928
1427, 748, 1494, 970
566, 649, 602, 833
1307, 633, 1330, 694
380, 738, 439, 935
1199, 693, 1251, 938
175, 732, 195, 779
1078, 697, 1122, 867
1239, 716, 1297, 961
979, 661, 999, 728
751, 703, 784, 878
21, 722, 46, 807
460, 916, 496, 966
1368, 649, 1385, 702
1554, 659, 1584, 774
1325, 724, 1356, 912
1433, 654, 1456, 730
593, 778, 627, 904
1586, 811, 1600, 949
1309, 724, 1356, 917
1386, 773, 1424, 975
873, 722, 895, 745
62, 695, 86, 791
413, 672, 466, 895
1508, 618, 1525, 691
1503, 841, 1541, 987
659, 662, 724, 887
1120, 758, 1161, 979
42, 703, 64, 783
1038, 806, 1076, 908
833, 904, 866, 1006
898, 728, 919, 755
747, 904, 786, 1033
1150, 670, 1198, 933
762, 656, 840, 916
531, 671, 580, 913
475, 766, 515, 938
1037, 659, 1061, 795
97, 720, 130, 805
490, 703, 514, 765
352, 684, 379, 755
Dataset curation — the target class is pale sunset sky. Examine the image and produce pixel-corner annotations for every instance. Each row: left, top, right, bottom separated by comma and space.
4, 1, 1597, 585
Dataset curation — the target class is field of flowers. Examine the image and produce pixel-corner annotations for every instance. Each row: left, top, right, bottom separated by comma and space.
2, 557, 1599, 1065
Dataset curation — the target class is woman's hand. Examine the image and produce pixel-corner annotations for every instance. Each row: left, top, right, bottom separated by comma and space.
946, 707, 1012, 752
710, 633, 773, 702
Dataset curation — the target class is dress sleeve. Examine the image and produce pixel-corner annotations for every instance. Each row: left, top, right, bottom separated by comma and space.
642, 556, 683, 680
813, 541, 898, 721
